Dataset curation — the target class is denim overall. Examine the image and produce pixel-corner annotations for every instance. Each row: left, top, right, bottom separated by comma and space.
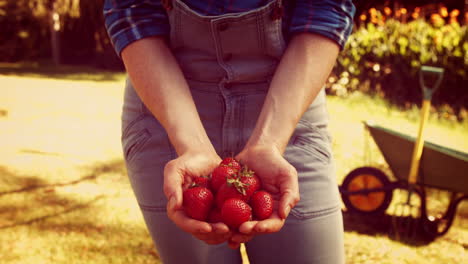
121, 0, 345, 263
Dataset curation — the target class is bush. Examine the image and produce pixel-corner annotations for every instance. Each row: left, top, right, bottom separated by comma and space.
0, 0, 123, 70
329, 19, 467, 121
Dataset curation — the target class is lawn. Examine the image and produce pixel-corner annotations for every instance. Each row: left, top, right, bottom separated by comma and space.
0, 66, 466, 263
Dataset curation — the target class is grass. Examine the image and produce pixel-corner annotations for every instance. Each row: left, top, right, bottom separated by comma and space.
0, 64, 466, 263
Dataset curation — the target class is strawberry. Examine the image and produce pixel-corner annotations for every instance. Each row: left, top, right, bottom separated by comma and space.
183, 186, 214, 221
215, 165, 262, 207
220, 157, 241, 172
221, 198, 252, 229
211, 165, 236, 193
215, 180, 247, 208
207, 208, 222, 223
250, 190, 273, 220
238, 166, 261, 200
192, 175, 211, 189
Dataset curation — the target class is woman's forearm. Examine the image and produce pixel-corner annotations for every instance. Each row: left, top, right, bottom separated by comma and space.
121, 37, 214, 155
245, 33, 340, 152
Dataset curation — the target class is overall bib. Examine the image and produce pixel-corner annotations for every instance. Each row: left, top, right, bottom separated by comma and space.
121, 0, 345, 263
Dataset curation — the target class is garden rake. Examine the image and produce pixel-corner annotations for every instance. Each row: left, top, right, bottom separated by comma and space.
392, 66, 444, 241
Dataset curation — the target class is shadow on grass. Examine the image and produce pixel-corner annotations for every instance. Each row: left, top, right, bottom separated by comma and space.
0, 62, 125, 82
0, 159, 126, 229
342, 211, 439, 246
0, 160, 126, 196
0, 195, 106, 229
0, 160, 161, 262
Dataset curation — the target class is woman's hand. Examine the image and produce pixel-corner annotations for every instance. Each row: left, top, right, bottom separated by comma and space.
164, 150, 232, 245
231, 144, 300, 242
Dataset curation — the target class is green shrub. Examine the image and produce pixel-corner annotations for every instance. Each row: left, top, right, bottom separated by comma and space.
329, 19, 467, 121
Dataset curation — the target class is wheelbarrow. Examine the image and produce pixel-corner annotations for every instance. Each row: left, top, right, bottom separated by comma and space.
339, 66, 468, 240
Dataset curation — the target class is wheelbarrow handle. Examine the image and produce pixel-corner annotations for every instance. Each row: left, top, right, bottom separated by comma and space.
419, 66, 444, 100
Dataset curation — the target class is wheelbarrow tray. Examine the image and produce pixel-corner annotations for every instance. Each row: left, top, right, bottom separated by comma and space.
364, 121, 468, 193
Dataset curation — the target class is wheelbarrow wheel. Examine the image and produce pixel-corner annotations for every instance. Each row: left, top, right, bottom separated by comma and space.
341, 167, 393, 215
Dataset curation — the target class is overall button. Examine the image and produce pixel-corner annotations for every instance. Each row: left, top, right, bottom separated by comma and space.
218, 22, 229, 31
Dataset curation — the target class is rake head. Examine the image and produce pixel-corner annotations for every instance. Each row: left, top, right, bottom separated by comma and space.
391, 188, 421, 242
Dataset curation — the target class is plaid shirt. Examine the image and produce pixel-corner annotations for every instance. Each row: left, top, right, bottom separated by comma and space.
104, 0, 355, 56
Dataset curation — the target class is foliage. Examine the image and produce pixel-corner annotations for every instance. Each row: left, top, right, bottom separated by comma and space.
0, 0, 49, 61
328, 18, 467, 121
0, 0, 122, 69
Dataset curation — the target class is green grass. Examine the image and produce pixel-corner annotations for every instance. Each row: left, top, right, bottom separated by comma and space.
0, 66, 466, 263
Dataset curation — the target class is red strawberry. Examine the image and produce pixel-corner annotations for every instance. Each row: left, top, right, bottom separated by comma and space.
192, 175, 211, 189
183, 186, 214, 221
221, 198, 252, 229
250, 190, 273, 220
220, 157, 241, 172
215, 180, 246, 208
238, 167, 261, 200
211, 165, 236, 192
208, 208, 222, 223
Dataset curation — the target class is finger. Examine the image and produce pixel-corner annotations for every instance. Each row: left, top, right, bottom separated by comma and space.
230, 233, 254, 244
195, 233, 231, 244
238, 220, 258, 235
211, 223, 231, 235
279, 173, 300, 219
167, 198, 211, 234
279, 191, 295, 219
228, 240, 241, 250
163, 161, 183, 205
254, 212, 285, 234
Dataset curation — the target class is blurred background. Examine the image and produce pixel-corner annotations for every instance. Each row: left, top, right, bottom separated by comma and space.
0, 0, 467, 263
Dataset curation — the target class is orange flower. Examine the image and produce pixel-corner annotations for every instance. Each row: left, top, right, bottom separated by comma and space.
440, 6, 448, 17
384, 7, 392, 16
450, 9, 460, 17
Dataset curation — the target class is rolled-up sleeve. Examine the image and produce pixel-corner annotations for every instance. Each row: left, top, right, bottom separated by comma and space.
103, 0, 169, 57
289, 0, 356, 49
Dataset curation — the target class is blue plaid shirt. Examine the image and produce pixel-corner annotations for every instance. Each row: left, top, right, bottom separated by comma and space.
104, 0, 355, 56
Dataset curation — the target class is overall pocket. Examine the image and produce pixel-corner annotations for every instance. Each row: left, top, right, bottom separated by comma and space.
284, 120, 340, 219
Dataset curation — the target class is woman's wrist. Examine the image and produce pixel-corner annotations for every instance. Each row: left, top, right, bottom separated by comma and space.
170, 132, 216, 157
244, 134, 286, 155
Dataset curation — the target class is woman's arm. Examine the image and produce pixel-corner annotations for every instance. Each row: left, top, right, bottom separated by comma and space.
121, 37, 231, 244
247, 33, 339, 153
234, 33, 340, 244
122, 37, 212, 156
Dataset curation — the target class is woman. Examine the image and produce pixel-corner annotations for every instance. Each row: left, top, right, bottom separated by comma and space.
104, 0, 355, 263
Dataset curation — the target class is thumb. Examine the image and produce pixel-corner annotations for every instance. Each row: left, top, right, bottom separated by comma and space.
279, 190, 297, 219
278, 165, 299, 219
164, 162, 183, 210
167, 195, 182, 215
166, 187, 183, 212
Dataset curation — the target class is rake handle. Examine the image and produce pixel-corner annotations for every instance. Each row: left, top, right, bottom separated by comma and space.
407, 99, 431, 184
407, 66, 444, 184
